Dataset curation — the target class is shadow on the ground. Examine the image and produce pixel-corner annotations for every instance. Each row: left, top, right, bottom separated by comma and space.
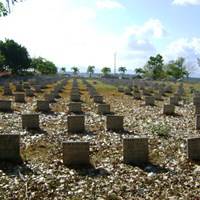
0, 160, 33, 177
126, 162, 170, 174
26, 128, 48, 135
67, 164, 110, 177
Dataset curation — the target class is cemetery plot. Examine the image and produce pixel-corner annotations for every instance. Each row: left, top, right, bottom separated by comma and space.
0, 77, 199, 199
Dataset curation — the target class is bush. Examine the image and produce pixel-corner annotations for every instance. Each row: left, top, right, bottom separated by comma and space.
149, 123, 171, 138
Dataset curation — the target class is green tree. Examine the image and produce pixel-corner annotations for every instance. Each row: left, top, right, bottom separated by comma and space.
0, 0, 23, 16
71, 66, 79, 76
61, 67, 66, 74
0, 39, 31, 74
145, 54, 165, 80
87, 65, 95, 77
0, 1, 8, 16
101, 67, 111, 77
135, 68, 145, 78
166, 57, 189, 80
118, 66, 127, 75
0, 52, 6, 71
31, 57, 57, 74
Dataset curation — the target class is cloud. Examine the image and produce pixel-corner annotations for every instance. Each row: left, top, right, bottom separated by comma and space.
96, 0, 124, 9
0, 0, 120, 71
163, 37, 200, 76
116, 19, 167, 69
125, 19, 167, 39
172, 0, 200, 6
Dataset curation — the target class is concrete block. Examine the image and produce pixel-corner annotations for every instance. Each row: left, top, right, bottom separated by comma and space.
14, 93, 25, 103
63, 141, 90, 166
0, 134, 21, 162
97, 104, 110, 114
123, 137, 148, 165
68, 102, 82, 113
187, 137, 200, 160
163, 104, 175, 115
106, 115, 123, 131
37, 100, 50, 112
22, 114, 40, 129
0, 100, 12, 112
67, 115, 85, 133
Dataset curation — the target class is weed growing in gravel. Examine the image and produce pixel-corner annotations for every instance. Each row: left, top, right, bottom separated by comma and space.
150, 123, 171, 138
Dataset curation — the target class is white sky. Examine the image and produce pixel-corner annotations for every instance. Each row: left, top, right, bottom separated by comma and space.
1, 0, 200, 76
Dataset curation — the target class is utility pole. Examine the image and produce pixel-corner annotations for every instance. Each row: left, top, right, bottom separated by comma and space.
114, 52, 117, 75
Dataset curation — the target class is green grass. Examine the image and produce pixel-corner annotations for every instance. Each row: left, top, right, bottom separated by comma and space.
86, 79, 117, 94
149, 122, 171, 138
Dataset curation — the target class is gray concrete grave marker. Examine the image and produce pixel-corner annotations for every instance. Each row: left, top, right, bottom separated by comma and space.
68, 102, 82, 113
98, 104, 110, 114
63, 141, 90, 166
163, 104, 175, 115
187, 137, 200, 160
14, 93, 25, 103
0, 100, 12, 112
106, 115, 124, 131
37, 100, 50, 112
0, 134, 21, 162
67, 115, 85, 133
22, 114, 40, 129
123, 137, 148, 165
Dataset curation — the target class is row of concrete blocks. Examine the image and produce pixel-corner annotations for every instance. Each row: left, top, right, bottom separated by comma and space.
3, 86, 42, 96
0, 135, 199, 165
18, 114, 124, 132
135, 95, 181, 107
0, 100, 51, 112
13, 108, 200, 132
0, 99, 111, 115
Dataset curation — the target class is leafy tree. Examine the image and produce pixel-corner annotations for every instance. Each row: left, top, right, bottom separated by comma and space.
0, 1, 8, 16
61, 67, 66, 74
101, 67, 111, 77
145, 54, 165, 80
0, 39, 31, 74
71, 66, 79, 76
31, 57, 57, 74
87, 65, 95, 77
135, 68, 145, 78
118, 66, 127, 75
0, 0, 23, 16
0, 52, 6, 71
166, 57, 189, 80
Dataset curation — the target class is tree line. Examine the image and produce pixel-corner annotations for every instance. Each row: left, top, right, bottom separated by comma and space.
71, 55, 190, 81
0, 38, 192, 80
0, 39, 57, 75
135, 54, 189, 80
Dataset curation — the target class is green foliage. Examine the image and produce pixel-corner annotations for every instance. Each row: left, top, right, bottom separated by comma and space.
166, 57, 189, 80
150, 123, 171, 138
118, 66, 127, 74
0, 0, 23, 16
145, 54, 165, 80
101, 67, 111, 77
0, 39, 31, 74
0, 52, 6, 71
135, 55, 189, 80
31, 57, 57, 74
135, 67, 145, 78
87, 65, 95, 77
61, 67, 66, 73
0, 1, 8, 16
71, 66, 79, 75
